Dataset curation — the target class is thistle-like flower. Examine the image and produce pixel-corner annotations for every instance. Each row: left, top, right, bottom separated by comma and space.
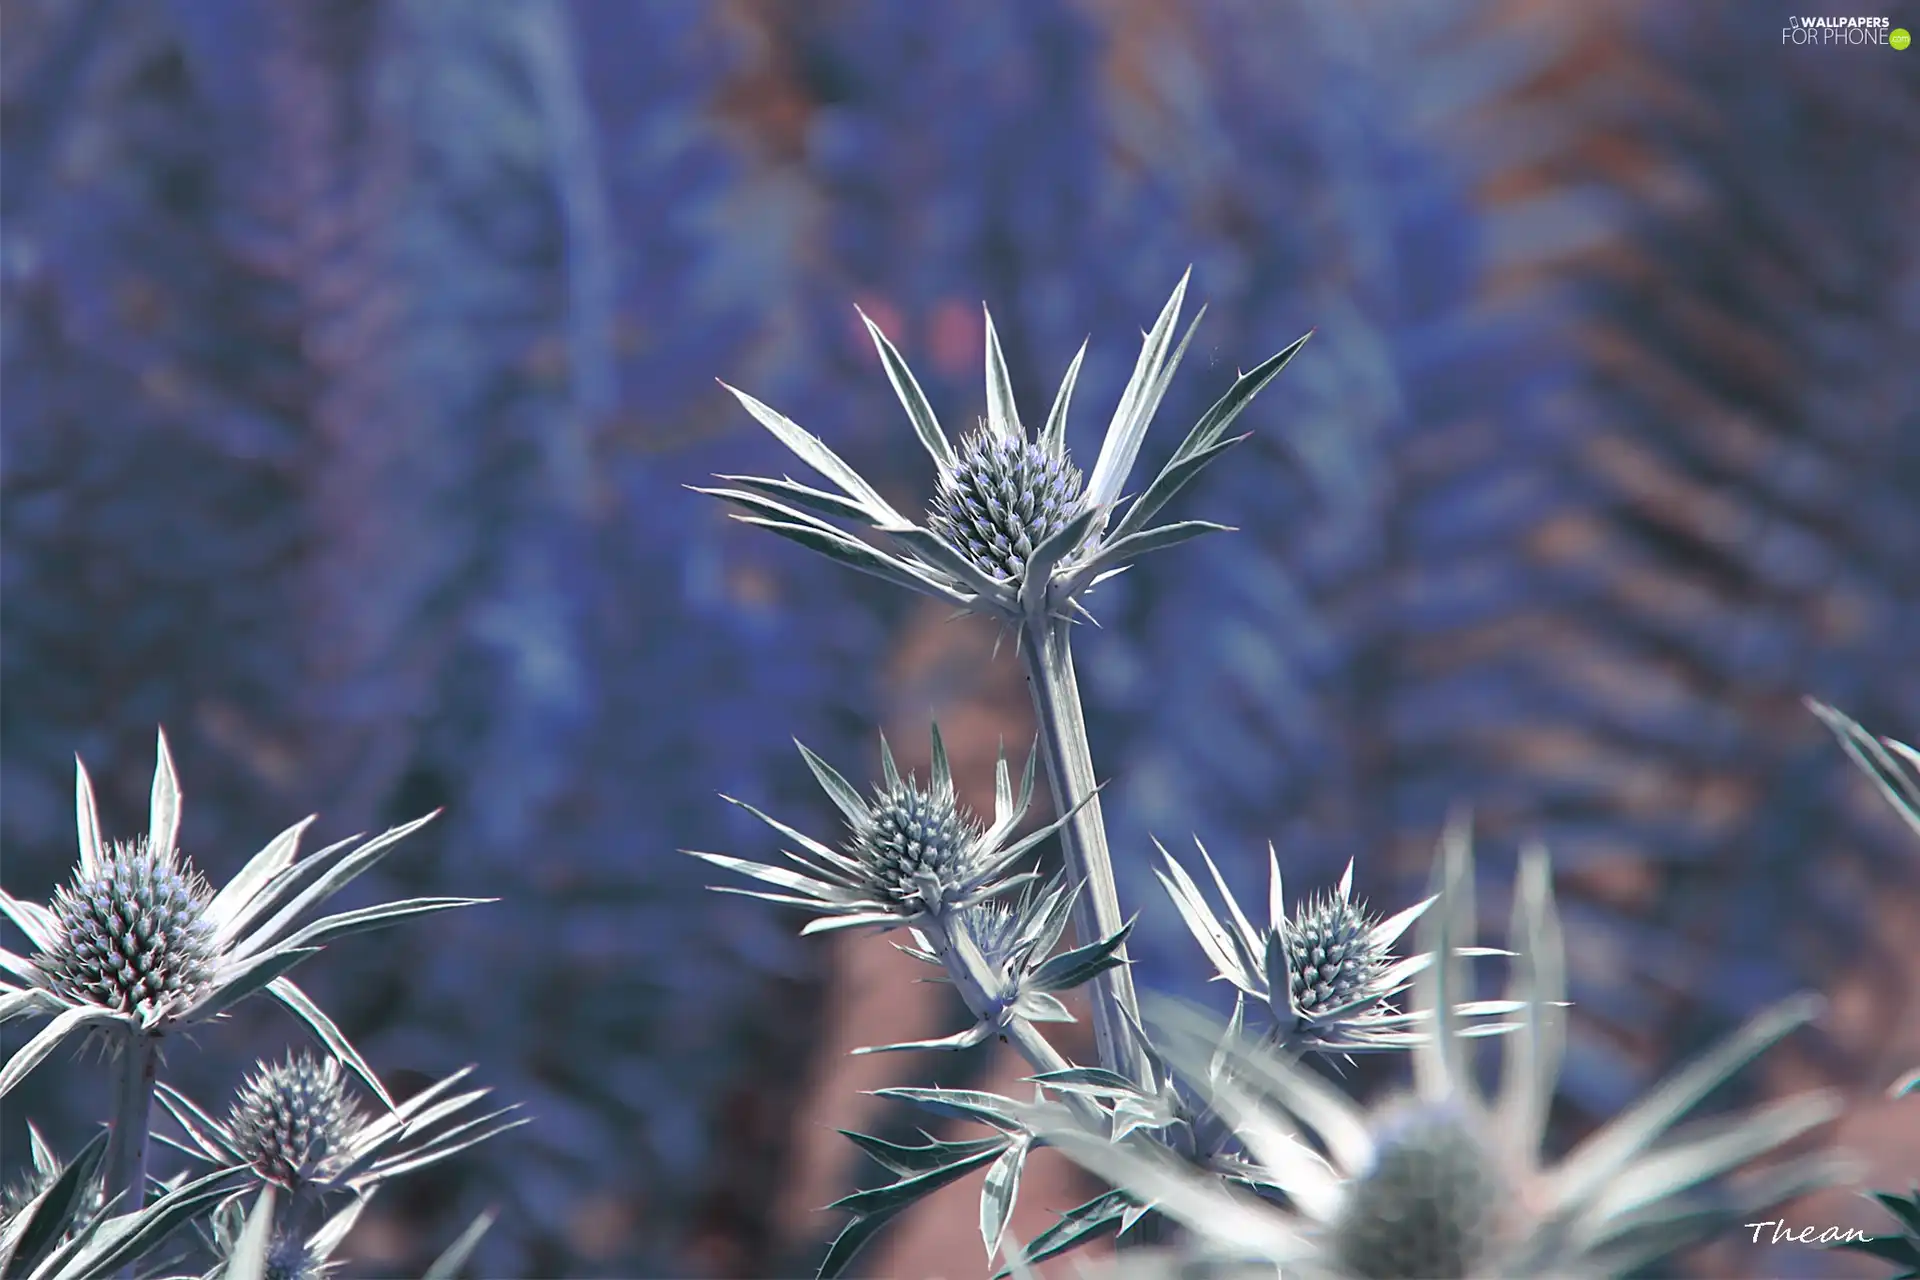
699, 271, 1312, 627
157, 1051, 523, 1203
857, 876, 1134, 1054
1156, 838, 1516, 1057
0, 730, 490, 1105
686, 726, 1082, 934
1029, 831, 1849, 1278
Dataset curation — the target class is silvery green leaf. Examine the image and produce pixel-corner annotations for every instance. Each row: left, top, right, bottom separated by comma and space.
1084, 271, 1194, 511
203, 817, 316, 945
1068, 521, 1235, 591
1553, 993, 1825, 1211
818, 1140, 1011, 1278
716, 793, 860, 870
153, 1082, 242, 1166
851, 1022, 995, 1055
884, 524, 1015, 603
693, 484, 867, 540
0, 987, 61, 1024
857, 307, 954, 471
274, 897, 490, 953
1014, 992, 1074, 1023
1106, 328, 1314, 545
1585, 1093, 1841, 1227
839, 1131, 1008, 1179
231, 810, 440, 961
717, 380, 906, 524
0, 891, 58, 955
1020, 504, 1101, 619
981, 1133, 1032, 1260
982, 307, 1023, 444
264, 977, 394, 1110
729, 515, 969, 604
990, 1189, 1136, 1278
1026, 1066, 1144, 1099
221, 1186, 273, 1280
1040, 340, 1087, 459
1868, 1190, 1920, 1239
2, 1129, 108, 1279
1810, 700, 1920, 840
33, 1166, 238, 1280
0, 1006, 119, 1098
421, 1208, 497, 1280
707, 473, 876, 525
148, 729, 182, 856
1154, 847, 1255, 992
1030, 920, 1135, 994
875, 1087, 1027, 1132
929, 721, 954, 797
72, 757, 104, 879
194, 947, 323, 1027
794, 742, 873, 830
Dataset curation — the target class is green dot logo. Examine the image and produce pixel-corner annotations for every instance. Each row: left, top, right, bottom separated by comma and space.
1894, 28, 1912, 50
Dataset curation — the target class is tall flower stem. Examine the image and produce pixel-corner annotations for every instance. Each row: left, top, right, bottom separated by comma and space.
106, 1031, 161, 1218
1021, 616, 1147, 1094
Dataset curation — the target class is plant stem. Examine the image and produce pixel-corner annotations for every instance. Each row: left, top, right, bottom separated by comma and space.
1021, 616, 1148, 1094
922, 910, 1108, 1132
106, 1031, 160, 1218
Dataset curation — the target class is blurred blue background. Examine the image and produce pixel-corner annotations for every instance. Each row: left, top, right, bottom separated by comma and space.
3, 1, 1916, 1276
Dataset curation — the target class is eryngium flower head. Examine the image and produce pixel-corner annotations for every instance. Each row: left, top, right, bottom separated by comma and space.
689, 725, 1086, 934
37, 836, 217, 1018
853, 772, 982, 913
1156, 838, 1515, 1056
158, 1053, 524, 1202
225, 1053, 361, 1191
703, 272, 1313, 627
1031, 831, 1851, 1279
1, 730, 490, 1108
927, 429, 1086, 581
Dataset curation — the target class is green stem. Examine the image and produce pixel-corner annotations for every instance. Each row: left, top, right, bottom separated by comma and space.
1021, 617, 1148, 1095
105, 1031, 160, 1218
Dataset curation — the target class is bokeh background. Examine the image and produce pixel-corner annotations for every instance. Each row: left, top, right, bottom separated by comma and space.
3, 0, 1917, 1276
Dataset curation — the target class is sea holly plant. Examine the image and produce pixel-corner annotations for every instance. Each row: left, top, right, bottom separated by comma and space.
702, 270, 1313, 1097
1020, 829, 1849, 1278
1813, 702, 1920, 1280
0, 732, 513, 1276
699, 276, 1857, 1278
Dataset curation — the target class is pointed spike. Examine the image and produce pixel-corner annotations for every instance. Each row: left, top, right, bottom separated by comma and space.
151, 727, 183, 857
879, 731, 902, 792
929, 722, 953, 799
75, 755, 105, 875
